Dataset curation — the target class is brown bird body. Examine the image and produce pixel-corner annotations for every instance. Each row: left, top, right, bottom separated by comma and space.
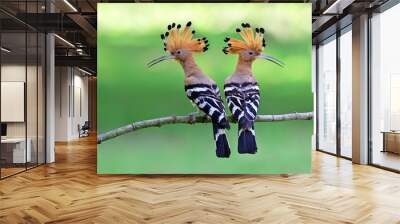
148, 21, 231, 158
180, 55, 215, 86
223, 23, 283, 154
224, 57, 257, 85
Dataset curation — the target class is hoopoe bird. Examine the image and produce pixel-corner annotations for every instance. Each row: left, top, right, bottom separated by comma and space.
222, 23, 284, 154
148, 21, 231, 158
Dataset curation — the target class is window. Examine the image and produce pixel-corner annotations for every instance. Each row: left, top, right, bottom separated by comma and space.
0, 2, 46, 179
339, 27, 352, 158
370, 3, 400, 171
317, 36, 337, 154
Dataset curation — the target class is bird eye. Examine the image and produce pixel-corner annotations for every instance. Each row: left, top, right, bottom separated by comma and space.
249, 52, 253, 55
177, 50, 181, 54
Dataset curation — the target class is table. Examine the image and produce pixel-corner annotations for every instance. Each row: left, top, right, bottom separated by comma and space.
382, 131, 400, 154
1, 138, 31, 163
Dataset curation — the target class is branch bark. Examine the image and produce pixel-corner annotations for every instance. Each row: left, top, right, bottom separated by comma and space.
97, 112, 313, 144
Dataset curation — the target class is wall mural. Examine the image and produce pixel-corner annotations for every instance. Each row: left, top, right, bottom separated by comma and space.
97, 3, 313, 174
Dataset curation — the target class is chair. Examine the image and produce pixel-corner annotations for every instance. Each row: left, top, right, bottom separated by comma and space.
78, 121, 90, 138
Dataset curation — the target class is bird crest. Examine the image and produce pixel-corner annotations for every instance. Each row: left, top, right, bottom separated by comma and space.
160, 21, 209, 53
222, 23, 266, 54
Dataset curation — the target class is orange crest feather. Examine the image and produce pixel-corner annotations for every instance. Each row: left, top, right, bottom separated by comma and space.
222, 23, 266, 55
160, 22, 209, 53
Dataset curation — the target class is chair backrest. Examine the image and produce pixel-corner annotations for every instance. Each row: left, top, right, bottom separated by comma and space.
82, 121, 90, 129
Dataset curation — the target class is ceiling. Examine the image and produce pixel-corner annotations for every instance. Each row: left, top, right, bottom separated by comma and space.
0, 0, 392, 74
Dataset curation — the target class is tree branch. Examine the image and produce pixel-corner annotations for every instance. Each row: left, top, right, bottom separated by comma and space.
97, 112, 313, 144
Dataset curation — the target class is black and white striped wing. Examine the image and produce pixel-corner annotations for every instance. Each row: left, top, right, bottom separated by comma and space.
224, 82, 260, 125
185, 84, 229, 128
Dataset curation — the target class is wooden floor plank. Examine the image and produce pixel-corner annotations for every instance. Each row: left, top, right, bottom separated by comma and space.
0, 135, 400, 224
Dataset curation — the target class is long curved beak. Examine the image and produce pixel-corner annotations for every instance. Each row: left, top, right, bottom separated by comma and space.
256, 53, 284, 67
147, 54, 176, 68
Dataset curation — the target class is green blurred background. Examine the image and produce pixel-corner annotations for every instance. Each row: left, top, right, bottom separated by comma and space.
97, 3, 313, 174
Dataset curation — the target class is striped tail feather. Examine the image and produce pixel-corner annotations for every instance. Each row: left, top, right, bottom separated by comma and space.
238, 126, 257, 154
213, 123, 231, 158
185, 84, 231, 158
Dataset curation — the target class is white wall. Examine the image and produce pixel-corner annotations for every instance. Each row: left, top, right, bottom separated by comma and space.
55, 67, 89, 141
55, 67, 69, 141
1, 82, 25, 122
1, 65, 38, 138
72, 73, 89, 138
1, 63, 46, 164
1, 65, 26, 140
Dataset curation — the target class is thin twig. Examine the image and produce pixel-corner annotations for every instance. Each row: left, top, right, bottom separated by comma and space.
97, 112, 313, 144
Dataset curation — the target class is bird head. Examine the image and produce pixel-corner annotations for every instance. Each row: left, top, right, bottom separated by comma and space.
222, 23, 284, 67
148, 21, 209, 67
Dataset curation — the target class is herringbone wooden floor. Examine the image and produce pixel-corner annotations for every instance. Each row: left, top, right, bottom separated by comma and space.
1, 135, 400, 224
